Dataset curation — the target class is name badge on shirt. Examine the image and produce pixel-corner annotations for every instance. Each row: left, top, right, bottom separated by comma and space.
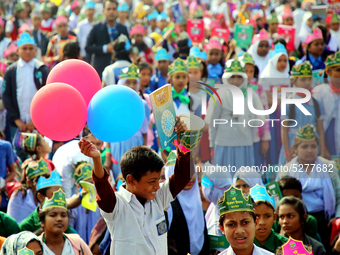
156, 219, 167, 236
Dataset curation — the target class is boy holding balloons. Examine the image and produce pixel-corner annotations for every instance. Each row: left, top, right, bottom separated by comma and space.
78, 116, 193, 255
2, 32, 49, 161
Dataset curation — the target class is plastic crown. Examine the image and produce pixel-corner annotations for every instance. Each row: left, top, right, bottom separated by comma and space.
154, 0, 163, 6
187, 56, 201, 69
36, 170, 62, 191
269, 43, 287, 58
4, 43, 18, 58
130, 24, 144, 35
17, 32, 36, 47
55, 15, 68, 26
250, 184, 276, 209
189, 46, 207, 61
296, 124, 316, 141
218, 185, 254, 216
305, 28, 323, 45
42, 188, 67, 211
252, 29, 270, 45
155, 48, 171, 61
70, 1, 80, 10
282, 9, 293, 21
118, 3, 129, 12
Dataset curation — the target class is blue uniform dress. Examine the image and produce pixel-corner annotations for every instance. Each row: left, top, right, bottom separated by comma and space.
296, 53, 325, 70
278, 94, 323, 166
207, 63, 223, 79
146, 70, 167, 94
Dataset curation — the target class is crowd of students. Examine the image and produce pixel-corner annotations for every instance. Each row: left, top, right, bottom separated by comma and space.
0, 0, 340, 254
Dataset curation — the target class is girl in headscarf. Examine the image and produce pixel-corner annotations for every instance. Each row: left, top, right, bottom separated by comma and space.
0, 231, 43, 255
165, 152, 209, 255
232, 167, 264, 196
259, 43, 290, 166
247, 30, 271, 76
206, 58, 264, 171
298, 12, 313, 50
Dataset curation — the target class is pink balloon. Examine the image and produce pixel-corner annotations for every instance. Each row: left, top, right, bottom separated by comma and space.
31, 83, 87, 141
46, 59, 101, 105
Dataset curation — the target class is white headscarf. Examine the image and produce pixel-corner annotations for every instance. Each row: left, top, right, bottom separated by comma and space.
247, 40, 271, 76
165, 162, 205, 255
117, 78, 140, 92
298, 11, 313, 44
232, 167, 264, 188
259, 52, 290, 91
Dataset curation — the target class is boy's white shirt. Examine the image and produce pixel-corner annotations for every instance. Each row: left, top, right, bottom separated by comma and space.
101, 179, 173, 255
219, 244, 274, 255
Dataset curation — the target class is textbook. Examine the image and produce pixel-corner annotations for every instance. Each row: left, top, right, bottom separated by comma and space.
150, 84, 177, 149
234, 24, 253, 48
79, 181, 97, 212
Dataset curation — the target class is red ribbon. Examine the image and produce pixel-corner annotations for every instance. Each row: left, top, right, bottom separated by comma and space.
330, 83, 340, 93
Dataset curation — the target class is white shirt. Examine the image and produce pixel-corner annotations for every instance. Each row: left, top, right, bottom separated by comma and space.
68, 12, 79, 31
102, 60, 131, 85
0, 37, 10, 59
52, 140, 93, 198
219, 244, 274, 255
102, 180, 173, 255
16, 58, 37, 123
76, 18, 93, 57
5, 19, 24, 33
42, 238, 76, 255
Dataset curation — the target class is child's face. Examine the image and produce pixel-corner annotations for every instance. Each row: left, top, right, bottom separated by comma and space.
294, 140, 318, 163
133, 34, 144, 45
245, 64, 255, 79
208, 49, 222, 65
257, 41, 270, 57
41, 11, 51, 20
130, 170, 161, 200
228, 75, 244, 87
219, 211, 256, 252
140, 69, 152, 86
86, 8, 95, 19
308, 39, 324, 57
283, 17, 294, 26
37, 136, 52, 155
254, 203, 276, 241
158, 20, 168, 31
170, 72, 188, 92
157, 60, 169, 74
306, 18, 313, 28
180, 24, 186, 32
149, 19, 156, 28
73, 7, 81, 15
294, 77, 312, 91
57, 22, 68, 37
118, 11, 128, 20
331, 22, 340, 32
124, 79, 138, 91
7, 52, 19, 62
26, 240, 43, 255
235, 179, 250, 196
32, 16, 42, 28
327, 66, 340, 87
188, 67, 202, 80
18, 10, 27, 19
156, 3, 164, 13
183, 173, 196, 190
18, 44, 36, 63
281, 189, 302, 199
269, 22, 278, 33
278, 204, 302, 237
88, 135, 103, 151
277, 54, 287, 72
41, 207, 68, 234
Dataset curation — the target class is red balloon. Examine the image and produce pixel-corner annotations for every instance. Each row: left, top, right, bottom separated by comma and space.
46, 59, 101, 105
31, 83, 87, 141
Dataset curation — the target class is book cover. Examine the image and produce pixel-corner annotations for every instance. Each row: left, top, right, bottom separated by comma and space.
171, 1, 184, 23
234, 24, 253, 48
211, 28, 230, 43
187, 19, 205, 43
150, 84, 177, 149
277, 25, 296, 52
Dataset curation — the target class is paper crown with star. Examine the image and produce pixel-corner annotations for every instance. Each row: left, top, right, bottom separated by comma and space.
291, 61, 313, 77
325, 50, 340, 68
189, 46, 207, 61
225, 58, 245, 73
269, 43, 287, 58
42, 189, 67, 211
117, 3, 129, 12
168, 58, 188, 77
238, 53, 255, 65
155, 48, 171, 61
17, 32, 36, 47
250, 184, 275, 209
120, 64, 140, 80
21, 133, 37, 151
130, 24, 144, 36
218, 185, 254, 216
73, 161, 93, 183
25, 158, 50, 180
17, 247, 35, 255
187, 56, 201, 69
296, 124, 316, 141
36, 170, 62, 191
305, 28, 323, 45
267, 13, 278, 24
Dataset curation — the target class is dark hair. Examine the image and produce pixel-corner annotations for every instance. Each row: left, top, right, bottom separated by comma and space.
316, 25, 328, 43
253, 200, 275, 212
22, 133, 43, 159
0, 130, 5, 139
120, 146, 164, 181
278, 176, 302, 194
63, 42, 80, 60
177, 38, 190, 56
277, 196, 307, 232
104, 0, 118, 7
36, 186, 49, 204
200, 61, 208, 79
113, 41, 132, 62
138, 62, 152, 74
219, 211, 257, 227
273, 38, 287, 48
21, 173, 50, 199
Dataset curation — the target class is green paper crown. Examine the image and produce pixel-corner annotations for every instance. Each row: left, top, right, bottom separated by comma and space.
325, 51, 340, 68
120, 64, 140, 80
331, 13, 340, 24
73, 161, 93, 183
22, 133, 37, 151
17, 247, 35, 255
218, 185, 254, 216
42, 188, 67, 211
169, 58, 188, 77
166, 151, 177, 166
291, 61, 313, 77
296, 124, 316, 141
240, 53, 254, 65
57, 9, 69, 18
225, 59, 245, 73
267, 13, 278, 24
25, 158, 50, 179
14, 2, 25, 13
40, 2, 51, 13
187, 56, 201, 69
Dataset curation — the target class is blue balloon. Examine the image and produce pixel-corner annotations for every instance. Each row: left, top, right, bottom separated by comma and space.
87, 85, 145, 142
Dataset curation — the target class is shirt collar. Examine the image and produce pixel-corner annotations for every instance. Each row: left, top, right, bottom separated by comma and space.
18, 58, 35, 68
118, 184, 134, 203
107, 22, 117, 30
254, 229, 275, 250
308, 53, 322, 64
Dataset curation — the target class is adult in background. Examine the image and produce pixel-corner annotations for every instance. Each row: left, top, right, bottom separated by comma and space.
85, 0, 129, 77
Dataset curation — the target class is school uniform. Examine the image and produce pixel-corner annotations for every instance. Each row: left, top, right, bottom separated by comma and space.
41, 18, 55, 33
147, 70, 168, 93
68, 12, 79, 31
101, 60, 131, 85
218, 244, 274, 255
0, 211, 20, 237
254, 230, 288, 253
76, 18, 94, 60
0, 36, 10, 59
74, 206, 102, 244
207, 63, 223, 79
33, 29, 49, 56
173, 88, 190, 115
304, 235, 326, 255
